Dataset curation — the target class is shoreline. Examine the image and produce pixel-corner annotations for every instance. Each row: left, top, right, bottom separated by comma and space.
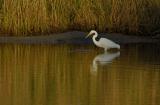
0, 31, 159, 44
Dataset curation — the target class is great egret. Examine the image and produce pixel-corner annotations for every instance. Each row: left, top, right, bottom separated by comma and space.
86, 30, 120, 51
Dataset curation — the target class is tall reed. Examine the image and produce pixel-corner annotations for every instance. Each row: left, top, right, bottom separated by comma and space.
0, 0, 159, 36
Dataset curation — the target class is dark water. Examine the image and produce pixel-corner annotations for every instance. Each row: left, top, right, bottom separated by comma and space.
0, 43, 160, 105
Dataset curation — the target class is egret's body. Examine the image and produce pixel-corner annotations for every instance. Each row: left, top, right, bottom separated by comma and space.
86, 30, 120, 51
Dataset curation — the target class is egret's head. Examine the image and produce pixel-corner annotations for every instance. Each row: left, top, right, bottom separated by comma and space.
85, 30, 97, 38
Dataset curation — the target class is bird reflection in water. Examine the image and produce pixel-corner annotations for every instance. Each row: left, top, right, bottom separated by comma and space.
91, 51, 120, 75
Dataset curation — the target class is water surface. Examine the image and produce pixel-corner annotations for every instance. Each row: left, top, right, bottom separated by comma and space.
0, 44, 160, 105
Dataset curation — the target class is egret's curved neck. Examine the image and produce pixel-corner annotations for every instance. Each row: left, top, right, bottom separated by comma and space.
92, 32, 98, 45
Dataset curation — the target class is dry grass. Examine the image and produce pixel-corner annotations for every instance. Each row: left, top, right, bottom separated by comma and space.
0, 0, 159, 36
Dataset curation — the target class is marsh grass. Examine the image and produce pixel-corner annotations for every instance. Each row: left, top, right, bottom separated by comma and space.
0, 0, 159, 36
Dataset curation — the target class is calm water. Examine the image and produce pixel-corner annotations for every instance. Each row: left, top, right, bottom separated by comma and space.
0, 43, 160, 105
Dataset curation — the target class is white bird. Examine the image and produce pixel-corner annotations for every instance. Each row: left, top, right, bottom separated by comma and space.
86, 30, 120, 51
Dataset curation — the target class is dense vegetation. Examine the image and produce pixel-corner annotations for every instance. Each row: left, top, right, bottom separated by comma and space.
0, 0, 160, 36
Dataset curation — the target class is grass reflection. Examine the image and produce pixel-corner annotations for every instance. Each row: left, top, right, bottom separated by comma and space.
0, 44, 159, 105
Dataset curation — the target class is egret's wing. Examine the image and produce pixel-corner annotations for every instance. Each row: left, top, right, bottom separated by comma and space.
99, 38, 118, 48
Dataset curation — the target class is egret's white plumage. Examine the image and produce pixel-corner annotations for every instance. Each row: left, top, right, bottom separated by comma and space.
86, 30, 120, 51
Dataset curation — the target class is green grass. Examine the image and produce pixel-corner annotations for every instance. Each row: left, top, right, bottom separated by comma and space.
0, 0, 159, 36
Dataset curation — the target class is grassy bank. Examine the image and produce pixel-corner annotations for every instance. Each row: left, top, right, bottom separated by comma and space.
0, 0, 160, 36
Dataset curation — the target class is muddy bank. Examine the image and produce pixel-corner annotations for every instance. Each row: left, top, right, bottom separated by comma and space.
0, 31, 159, 44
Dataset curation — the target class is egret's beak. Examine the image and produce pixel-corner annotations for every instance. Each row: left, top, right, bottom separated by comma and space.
85, 33, 91, 39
